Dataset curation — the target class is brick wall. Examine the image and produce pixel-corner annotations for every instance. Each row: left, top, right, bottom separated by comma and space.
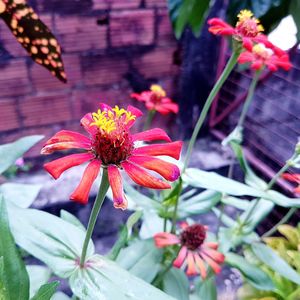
0, 0, 180, 156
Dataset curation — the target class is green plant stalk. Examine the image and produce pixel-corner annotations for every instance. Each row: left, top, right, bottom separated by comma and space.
240, 163, 291, 229
143, 109, 156, 131
182, 51, 239, 172
80, 169, 109, 267
217, 70, 262, 236
171, 179, 183, 233
262, 207, 297, 238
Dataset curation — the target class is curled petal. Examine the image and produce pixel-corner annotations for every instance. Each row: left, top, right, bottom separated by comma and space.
194, 253, 207, 279
41, 130, 91, 154
128, 155, 180, 181
108, 165, 127, 210
154, 232, 180, 248
173, 246, 188, 268
238, 51, 255, 65
131, 92, 150, 102
251, 60, 264, 70
282, 173, 300, 183
205, 242, 218, 250
132, 128, 171, 142
155, 101, 179, 115
179, 221, 189, 230
44, 153, 94, 179
99, 103, 113, 111
202, 246, 225, 264
81, 113, 98, 136
294, 185, 300, 194
207, 18, 235, 36
122, 161, 171, 189
200, 252, 222, 274
186, 251, 198, 276
70, 160, 101, 204
127, 105, 143, 118
133, 141, 183, 160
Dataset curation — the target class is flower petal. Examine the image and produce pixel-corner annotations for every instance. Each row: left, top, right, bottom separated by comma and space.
41, 130, 91, 154
200, 252, 222, 274
70, 160, 101, 204
133, 141, 183, 160
122, 161, 171, 189
81, 113, 98, 136
202, 245, 225, 264
186, 251, 198, 276
132, 128, 171, 142
173, 246, 188, 268
127, 105, 143, 118
154, 232, 180, 248
207, 18, 235, 36
108, 165, 127, 210
194, 253, 207, 279
282, 173, 300, 183
44, 153, 94, 179
128, 155, 180, 181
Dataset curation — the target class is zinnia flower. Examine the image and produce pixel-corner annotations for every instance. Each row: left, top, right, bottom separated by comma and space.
154, 223, 224, 279
238, 40, 292, 71
131, 84, 179, 115
208, 9, 264, 41
282, 173, 300, 194
41, 103, 182, 209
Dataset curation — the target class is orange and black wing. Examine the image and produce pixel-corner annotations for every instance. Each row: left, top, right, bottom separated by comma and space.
0, 0, 67, 82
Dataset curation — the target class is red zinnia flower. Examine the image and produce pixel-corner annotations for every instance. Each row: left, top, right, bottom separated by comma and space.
41, 103, 182, 209
131, 84, 179, 115
238, 40, 292, 71
282, 173, 300, 194
154, 223, 224, 279
208, 9, 264, 41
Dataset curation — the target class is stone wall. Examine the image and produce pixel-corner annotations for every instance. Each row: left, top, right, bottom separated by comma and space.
0, 0, 180, 156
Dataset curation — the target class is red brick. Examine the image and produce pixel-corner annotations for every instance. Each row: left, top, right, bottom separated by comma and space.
0, 59, 31, 97
0, 99, 19, 131
55, 16, 107, 52
20, 93, 72, 127
110, 10, 155, 47
157, 9, 177, 46
82, 55, 128, 86
133, 47, 178, 77
146, 0, 166, 7
30, 54, 82, 91
93, 0, 140, 10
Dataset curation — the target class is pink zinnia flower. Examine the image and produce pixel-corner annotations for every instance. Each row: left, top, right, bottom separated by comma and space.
131, 84, 179, 115
41, 103, 182, 209
154, 223, 224, 279
208, 9, 264, 42
282, 173, 300, 194
238, 40, 292, 71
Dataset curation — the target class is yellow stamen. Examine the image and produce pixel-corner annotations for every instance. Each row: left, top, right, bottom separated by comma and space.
91, 106, 136, 133
150, 84, 166, 97
253, 43, 273, 58
236, 9, 264, 33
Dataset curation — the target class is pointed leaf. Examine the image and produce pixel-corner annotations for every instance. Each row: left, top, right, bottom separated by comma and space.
31, 281, 59, 300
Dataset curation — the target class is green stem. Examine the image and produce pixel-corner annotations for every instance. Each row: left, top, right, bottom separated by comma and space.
240, 163, 290, 229
262, 207, 297, 238
183, 51, 239, 172
143, 110, 156, 131
171, 179, 182, 233
80, 169, 109, 267
237, 69, 262, 128
152, 262, 174, 287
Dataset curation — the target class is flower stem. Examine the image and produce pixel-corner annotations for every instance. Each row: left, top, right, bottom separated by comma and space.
237, 69, 262, 128
171, 179, 183, 233
80, 169, 109, 267
262, 207, 297, 238
143, 110, 156, 131
183, 51, 239, 172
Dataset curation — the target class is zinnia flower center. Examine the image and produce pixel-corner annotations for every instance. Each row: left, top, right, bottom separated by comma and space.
180, 224, 207, 251
235, 10, 263, 38
150, 84, 166, 104
91, 106, 135, 165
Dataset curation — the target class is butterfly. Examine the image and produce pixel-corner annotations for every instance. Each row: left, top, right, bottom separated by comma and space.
0, 0, 67, 83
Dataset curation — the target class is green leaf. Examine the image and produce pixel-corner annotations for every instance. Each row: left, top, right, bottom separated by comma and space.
60, 210, 85, 231
225, 252, 275, 290
178, 190, 221, 218
116, 239, 163, 283
0, 257, 8, 300
0, 197, 30, 300
264, 190, 300, 208
69, 254, 176, 300
51, 292, 71, 300
26, 265, 52, 298
6, 202, 93, 278
162, 180, 182, 207
163, 268, 189, 300
0, 183, 42, 208
183, 168, 266, 198
195, 275, 217, 300
277, 225, 300, 248
252, 243, 300, 285
126, 210, 143, 236
0, 135, 43, 174
31, 281, 59, 300
221, 195, 250, 210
